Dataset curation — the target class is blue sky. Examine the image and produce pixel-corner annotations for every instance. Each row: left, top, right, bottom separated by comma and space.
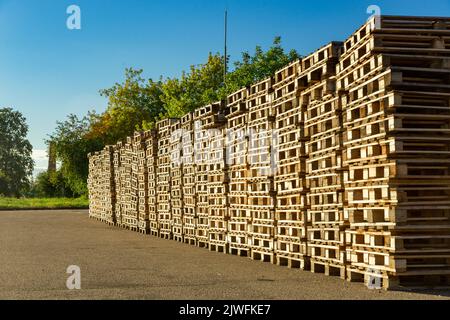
0, 0, 449, 154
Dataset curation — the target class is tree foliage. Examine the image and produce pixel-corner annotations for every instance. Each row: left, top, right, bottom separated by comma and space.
0, 108, 34, 197
161, 53, 225, 118
224, 37, 300, 94
31, 170, 75, 198
96, 68, 165, 145
159, 38, 299, 118
48, 114, 103, 196
49, 37, 299, 196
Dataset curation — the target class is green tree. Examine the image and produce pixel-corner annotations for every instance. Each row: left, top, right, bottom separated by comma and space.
0, 108, 34, 197
32, 170, 74, 198
48, 114, 103, 197
98, 68, 165, 144
161, 53, 225, 118
223, 37, 300, 94
49, 37, 299, 195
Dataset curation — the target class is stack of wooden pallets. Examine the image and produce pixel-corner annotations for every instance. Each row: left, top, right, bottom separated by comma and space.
157, 119, 176, 239
247, 78, 277, 263
87, 146, 116, 225
197, 101, 229, 252
122, 135, 140, 231
100, 146, 116, 224
118, 139, 132, 228
135, 131, 150, 234
207, 123, 229, 253
226, 88, 251, 257
170, 120, 184, 242
145, 131, 159, 236
194, 107, 211, 248
273, 60, 309, 269
87, 151, 102, 220
303, 42, 348, 278
119, 137, 135, 229
113, 143, 123, 226
87, 15, 450, 290
340, 15, 450, 288
181, 113, 197, 245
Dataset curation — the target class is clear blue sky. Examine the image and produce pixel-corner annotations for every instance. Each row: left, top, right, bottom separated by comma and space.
0, 0, 449, 151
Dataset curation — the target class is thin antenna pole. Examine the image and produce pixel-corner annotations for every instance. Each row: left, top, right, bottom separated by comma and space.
224, 9, 228, 84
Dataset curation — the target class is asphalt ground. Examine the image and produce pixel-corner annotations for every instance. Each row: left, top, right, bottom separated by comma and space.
0, 210, 449, 300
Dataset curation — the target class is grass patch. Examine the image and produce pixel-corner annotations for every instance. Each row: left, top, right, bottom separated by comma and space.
0, 197, 89, 210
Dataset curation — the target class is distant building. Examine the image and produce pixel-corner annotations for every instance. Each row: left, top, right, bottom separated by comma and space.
48, 142, 57, 173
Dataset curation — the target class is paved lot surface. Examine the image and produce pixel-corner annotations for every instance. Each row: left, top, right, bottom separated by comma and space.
0, 210, 449, 300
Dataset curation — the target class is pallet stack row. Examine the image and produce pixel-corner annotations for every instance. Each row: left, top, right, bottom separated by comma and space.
145, 131, 159, 236
157, 119, 176, 239
122, 135, 140, 230
113, 143, 122, 226
118, 139, 131, 227
303, 42, 347, 277
88, 146, 116, 223
226, 89, 251, 256
194, 106, 212, 248
88, 15, 450, 289
102, 146, 116, 224
181, 113, 197, 245
119, 138, 135, 229
135, 131, 150, 233
247, 78, 277, 263
87, 151, 102, 220
208, 124, 229, 253
340, 15, 450, 288
273, 60, 309, 269
170, 120, 184, 242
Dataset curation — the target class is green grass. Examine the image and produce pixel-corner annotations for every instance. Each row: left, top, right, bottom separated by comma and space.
0, 197, 89, 210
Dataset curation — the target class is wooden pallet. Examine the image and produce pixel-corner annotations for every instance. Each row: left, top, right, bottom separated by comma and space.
277, 193, 307, 208
347, 265, 450, 290
308, 208, 347, 226
308, 242, 346, 266
274, 60, 301, 88
276, 223, 307, 241
247, 77, 273, 100
347, 209, 450, 231
229, 245, 250, 257
272, 79, 299, 104
311, 259, 346, 279
249, 235, 274, 251
340, 32, 450, 77
251, 248, 275, 264
227, 88, 248, 117
275, 236, 307, 254
196, 234, 209, 249
276, 253, 310, 270
228, 205, 249, 218
183, 236, 197, 246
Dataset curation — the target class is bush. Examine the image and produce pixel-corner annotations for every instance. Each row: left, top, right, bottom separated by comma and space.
31, 170, 77, 198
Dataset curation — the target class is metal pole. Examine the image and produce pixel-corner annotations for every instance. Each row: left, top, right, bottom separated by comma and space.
224, 9, 228, 83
